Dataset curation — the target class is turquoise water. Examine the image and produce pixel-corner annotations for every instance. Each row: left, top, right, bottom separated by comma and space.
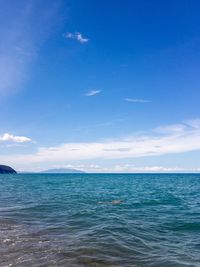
0, 173, 200, 267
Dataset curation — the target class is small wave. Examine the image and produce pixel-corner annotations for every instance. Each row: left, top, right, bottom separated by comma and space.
167, 221, 200, 232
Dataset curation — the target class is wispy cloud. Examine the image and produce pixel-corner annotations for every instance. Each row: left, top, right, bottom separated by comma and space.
154, 124, 186, 134
85, 90, 101, 96
1, 119, 200, 169
185, 118, 200, 129
0, 133, 31, 143
64, 32, 89, 44
0, 1, 61, 97
125, 98, 151, 103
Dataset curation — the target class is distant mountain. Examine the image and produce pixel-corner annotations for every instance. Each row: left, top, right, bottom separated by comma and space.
40, 168, 85, 174
0, 165, 17, 174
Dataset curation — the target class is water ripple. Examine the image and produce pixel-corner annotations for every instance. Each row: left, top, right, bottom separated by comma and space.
0, 173, 200, 266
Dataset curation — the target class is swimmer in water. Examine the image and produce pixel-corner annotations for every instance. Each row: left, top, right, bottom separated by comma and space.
98, 200, 123, 205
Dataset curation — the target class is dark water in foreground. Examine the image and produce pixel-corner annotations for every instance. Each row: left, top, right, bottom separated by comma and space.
0, 174, 200, 267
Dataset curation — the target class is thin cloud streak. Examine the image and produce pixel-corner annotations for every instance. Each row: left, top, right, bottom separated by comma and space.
125, 98, 151, 103
85, 90, 101, 96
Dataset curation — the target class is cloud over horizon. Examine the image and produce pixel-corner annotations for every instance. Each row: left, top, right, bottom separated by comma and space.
1, 119, 200, 170
19, 164, 200, 173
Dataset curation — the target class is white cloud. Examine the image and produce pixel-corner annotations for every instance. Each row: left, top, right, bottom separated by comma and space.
88, 165, 186, 173
184, 118, 200, 129
1, 119, 200, 170
125, 98, 151, 103
154, 124, 186, 134
64, 32, 89, 44
0, 133, 31, 143
85, 90, 101, 96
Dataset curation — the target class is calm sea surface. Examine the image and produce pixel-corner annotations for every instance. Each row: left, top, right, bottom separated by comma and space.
0, 173, 200, 267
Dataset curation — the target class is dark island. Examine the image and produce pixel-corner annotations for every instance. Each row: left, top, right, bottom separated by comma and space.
0, 165, 17, 174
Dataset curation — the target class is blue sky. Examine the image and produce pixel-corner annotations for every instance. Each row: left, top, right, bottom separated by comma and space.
0, 0, 200, 172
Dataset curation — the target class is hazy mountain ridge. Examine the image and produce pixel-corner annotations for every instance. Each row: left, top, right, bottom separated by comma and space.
40, 168, 85, 174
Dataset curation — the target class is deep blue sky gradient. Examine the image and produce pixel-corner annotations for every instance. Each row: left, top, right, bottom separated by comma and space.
0, 0, 200, 171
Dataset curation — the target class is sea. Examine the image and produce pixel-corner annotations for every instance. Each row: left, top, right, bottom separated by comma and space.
0, 173, 200, 267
